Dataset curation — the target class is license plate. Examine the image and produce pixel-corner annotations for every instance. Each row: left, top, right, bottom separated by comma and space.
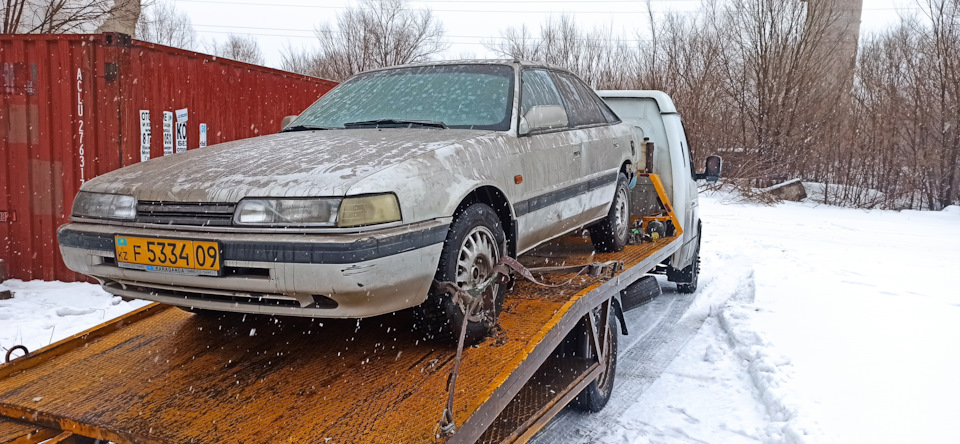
115, 235, 221, 276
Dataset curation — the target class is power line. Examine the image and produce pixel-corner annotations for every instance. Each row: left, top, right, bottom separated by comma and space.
175, 0, 922, 14
173, 0, 719, 14
192, 23, 653, 41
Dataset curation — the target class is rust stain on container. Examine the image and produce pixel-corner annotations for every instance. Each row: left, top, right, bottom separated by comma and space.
0, 33, 337, 281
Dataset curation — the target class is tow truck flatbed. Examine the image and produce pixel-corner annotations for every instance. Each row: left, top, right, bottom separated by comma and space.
0, 235, 681, 444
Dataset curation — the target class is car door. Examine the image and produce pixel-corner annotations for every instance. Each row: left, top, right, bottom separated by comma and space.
513, 69, 585, 253
550, 72, 626, 230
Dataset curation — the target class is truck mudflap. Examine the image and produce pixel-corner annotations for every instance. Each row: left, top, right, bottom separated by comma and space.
0, 235, 681, 444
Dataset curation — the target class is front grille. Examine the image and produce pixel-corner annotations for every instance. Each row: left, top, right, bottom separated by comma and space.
135, 201, 236, 227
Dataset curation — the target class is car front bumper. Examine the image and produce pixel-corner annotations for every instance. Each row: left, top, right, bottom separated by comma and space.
58, 219, 450, 318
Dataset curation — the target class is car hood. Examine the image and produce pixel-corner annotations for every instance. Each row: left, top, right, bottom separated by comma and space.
81, 129, 491, 202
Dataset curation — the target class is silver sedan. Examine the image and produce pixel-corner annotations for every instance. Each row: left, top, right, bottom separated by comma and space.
58, 61, 638, 342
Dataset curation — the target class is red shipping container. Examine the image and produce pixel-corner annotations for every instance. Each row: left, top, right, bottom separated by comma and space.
0, 33, 337, 282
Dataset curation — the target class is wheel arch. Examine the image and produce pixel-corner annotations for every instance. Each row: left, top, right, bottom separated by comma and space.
452, 185, 517, 258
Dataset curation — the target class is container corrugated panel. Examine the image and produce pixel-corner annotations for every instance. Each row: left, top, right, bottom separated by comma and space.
0, 34, 338, 282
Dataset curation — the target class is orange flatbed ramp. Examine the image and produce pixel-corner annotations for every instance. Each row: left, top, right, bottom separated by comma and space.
0, 237, 679, 443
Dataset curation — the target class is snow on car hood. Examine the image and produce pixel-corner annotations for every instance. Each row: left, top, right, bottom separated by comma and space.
80, 129, 491, 202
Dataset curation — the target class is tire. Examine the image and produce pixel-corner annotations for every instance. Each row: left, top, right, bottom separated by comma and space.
590, 173, 631, 253
414, 203, 508, 344
620, 275, 662, 312
669, 235, 700, 294
572, 308, 618, 412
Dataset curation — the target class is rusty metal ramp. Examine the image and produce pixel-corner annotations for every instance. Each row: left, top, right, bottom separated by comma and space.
0, 237, 678, 444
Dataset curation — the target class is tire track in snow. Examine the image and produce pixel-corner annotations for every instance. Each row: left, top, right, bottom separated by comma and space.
532, 275, 720, 443
531, 262, 767, 443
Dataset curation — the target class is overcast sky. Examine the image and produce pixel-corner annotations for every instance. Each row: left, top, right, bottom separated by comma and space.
166, 0, 921, 69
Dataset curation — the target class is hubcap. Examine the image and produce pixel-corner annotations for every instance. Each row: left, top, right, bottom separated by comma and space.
614, 186, 629, 240
456, 226, 501, 316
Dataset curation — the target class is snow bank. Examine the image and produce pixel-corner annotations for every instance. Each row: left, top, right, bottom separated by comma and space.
718, 302, 827, 444
701, 189, 960, 444
684, 228, 827, 444
0, 280, 148, 357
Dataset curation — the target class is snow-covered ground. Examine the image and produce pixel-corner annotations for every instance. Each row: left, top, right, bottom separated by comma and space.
536, 192, 960, 443
0, 280, 149, 357
2, 193, 958, 443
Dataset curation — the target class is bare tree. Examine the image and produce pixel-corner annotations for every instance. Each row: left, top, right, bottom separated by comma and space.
635, 5, 732, 174
281, 0, 446, 81
135, 2, 196, 50
714, 0, 847, 186
3, 0, 141, 34
484, 15, 634, 88
208, 34, 264, 65
840, 0, 960, 209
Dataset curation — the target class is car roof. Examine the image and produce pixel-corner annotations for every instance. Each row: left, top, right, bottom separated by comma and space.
358, 59, 575, 76
595, 90, 678, 114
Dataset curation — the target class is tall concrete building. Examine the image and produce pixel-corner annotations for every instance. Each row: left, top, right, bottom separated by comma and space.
96, 0, 142, 36
803, 0, 864, 90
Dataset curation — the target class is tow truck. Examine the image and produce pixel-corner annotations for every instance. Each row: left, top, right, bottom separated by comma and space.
0, 91, 720, 444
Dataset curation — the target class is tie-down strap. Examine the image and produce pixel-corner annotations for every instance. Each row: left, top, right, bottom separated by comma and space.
497, 256, 622, 288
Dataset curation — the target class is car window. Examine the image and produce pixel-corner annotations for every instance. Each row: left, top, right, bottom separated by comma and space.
681, 121, 695, 178
292, 64, 514, 131
596, 95, 621, 124
520, 69, 564, 117
552, 72, 606, 127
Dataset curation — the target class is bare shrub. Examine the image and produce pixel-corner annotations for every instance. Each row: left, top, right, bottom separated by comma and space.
135, 2, 196, 50
3, 0, 142, 34
208, 34, 264, 65
281, 0, 446, 81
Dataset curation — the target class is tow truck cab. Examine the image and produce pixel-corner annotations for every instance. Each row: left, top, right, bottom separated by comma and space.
598, 90, 721, 291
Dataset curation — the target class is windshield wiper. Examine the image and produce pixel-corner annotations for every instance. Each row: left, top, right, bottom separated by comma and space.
343, 119, 448, 129
282, 124, 334, 132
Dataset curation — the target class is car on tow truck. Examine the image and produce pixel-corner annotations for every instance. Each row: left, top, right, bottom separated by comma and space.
58, 60, 640, 342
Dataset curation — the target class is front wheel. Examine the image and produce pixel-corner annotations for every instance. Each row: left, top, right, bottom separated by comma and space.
669, 228, 701, 294
590, 173, 631, 253
414, 203, 507, 344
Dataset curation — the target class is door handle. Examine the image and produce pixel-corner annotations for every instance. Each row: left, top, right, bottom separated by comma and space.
572, 150, 581, 158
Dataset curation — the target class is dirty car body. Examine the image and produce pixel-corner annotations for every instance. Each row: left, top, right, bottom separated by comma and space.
58, 61, 636, 318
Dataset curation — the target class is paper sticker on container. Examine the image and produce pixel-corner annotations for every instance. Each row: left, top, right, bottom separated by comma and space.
175, 108, 188, 153
199, 123, 207, 148
139, 110, 151, 162
162, 111, 173, 156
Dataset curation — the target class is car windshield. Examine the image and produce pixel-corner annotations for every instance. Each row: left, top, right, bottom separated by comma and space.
289, 64, 515, 131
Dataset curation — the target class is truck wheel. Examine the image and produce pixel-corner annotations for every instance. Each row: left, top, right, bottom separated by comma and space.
590, 173, 631, 253
572, 308, 618, 412
670, 239, 700, 294
414, 203, 507, 344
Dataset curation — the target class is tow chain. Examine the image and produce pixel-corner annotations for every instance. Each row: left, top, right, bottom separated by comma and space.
436, 256, 622, 439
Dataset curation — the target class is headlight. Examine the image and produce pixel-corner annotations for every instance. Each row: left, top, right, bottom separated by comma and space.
233, 194, 401, 228
235, 198, 341, 226
338, 194, 402, 228
72, 192, 137, 221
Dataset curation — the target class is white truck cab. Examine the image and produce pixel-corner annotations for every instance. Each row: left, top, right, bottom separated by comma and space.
598, 90, 721, 292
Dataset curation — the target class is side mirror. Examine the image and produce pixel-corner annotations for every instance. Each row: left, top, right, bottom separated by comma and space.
519, 105, 568, 135
281, 115, 298, 131
695, 155, 722, 183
